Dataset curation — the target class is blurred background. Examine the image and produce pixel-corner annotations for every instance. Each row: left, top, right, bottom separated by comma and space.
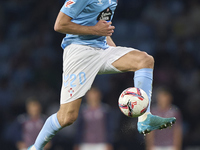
0, 0, 200, 149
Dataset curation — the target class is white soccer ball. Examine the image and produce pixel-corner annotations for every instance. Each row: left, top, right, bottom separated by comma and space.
118, 87, 149, 117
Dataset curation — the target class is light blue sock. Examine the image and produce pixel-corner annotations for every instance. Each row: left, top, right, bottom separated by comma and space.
34, 113, 62, 150
134, 68, 153, 113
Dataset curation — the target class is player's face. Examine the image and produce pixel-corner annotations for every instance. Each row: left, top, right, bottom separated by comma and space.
157, 92, 172, 109
86, 89, 101, 108
27, 102, 41, 118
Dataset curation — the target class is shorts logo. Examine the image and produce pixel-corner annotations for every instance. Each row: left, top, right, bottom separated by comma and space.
65, 0, 75, 8
68, 88, 74, 97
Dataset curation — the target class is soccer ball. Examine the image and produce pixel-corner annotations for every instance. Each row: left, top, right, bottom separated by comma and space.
118, 87, 149, 117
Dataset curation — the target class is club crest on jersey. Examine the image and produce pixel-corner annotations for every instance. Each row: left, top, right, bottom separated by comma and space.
97, 7, 112, 21
97, 0, 103, 4
65, 0, 75, 8
68, 88, 74, 97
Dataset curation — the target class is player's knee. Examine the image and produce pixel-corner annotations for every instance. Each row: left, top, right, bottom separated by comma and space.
137, 52, 154, 70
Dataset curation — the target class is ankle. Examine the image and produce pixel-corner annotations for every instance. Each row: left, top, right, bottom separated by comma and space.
138, 112, 151, 122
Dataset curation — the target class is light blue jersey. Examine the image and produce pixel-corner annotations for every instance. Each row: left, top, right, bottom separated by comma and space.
60, 0, 118, 49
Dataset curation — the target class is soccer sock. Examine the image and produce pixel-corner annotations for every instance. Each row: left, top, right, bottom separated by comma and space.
33, 113, 62, 150
134, 68, 153, 114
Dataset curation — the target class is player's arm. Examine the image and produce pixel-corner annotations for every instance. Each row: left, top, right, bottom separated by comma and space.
106, 36, 116, 47
173, 117, 182, 150
173, 124, 182, 150
54, 11, 115, 36
145, 131, 155, 150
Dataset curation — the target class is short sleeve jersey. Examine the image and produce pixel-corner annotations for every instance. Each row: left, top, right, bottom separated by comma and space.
60, 0, 118, 49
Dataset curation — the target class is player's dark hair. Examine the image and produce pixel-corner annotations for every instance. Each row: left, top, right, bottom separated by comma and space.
25, 96, 40, 106
156, 86, 172, 95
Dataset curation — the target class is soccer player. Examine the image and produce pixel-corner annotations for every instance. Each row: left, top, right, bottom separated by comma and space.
73, 87, 114, 150
145, 87, 182, 150
28, 0, 176, 149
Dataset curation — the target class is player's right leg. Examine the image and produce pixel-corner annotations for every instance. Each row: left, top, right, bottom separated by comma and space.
28, 98, 82, 150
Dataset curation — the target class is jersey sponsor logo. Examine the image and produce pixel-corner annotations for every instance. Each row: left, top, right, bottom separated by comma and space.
97, 7, 112, 21
65, 0, 75, 8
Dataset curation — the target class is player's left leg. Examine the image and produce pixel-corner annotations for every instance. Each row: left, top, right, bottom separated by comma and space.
112, 49, 176, 135
29, 44, 108, 150
112, 49, 154, 112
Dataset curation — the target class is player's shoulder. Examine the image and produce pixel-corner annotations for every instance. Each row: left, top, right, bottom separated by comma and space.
170, 105, 181, 114
17, 114, 29, 123
100, 103, 111, 112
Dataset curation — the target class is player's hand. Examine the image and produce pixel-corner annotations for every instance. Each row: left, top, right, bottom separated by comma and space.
93, 20, 115, 36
